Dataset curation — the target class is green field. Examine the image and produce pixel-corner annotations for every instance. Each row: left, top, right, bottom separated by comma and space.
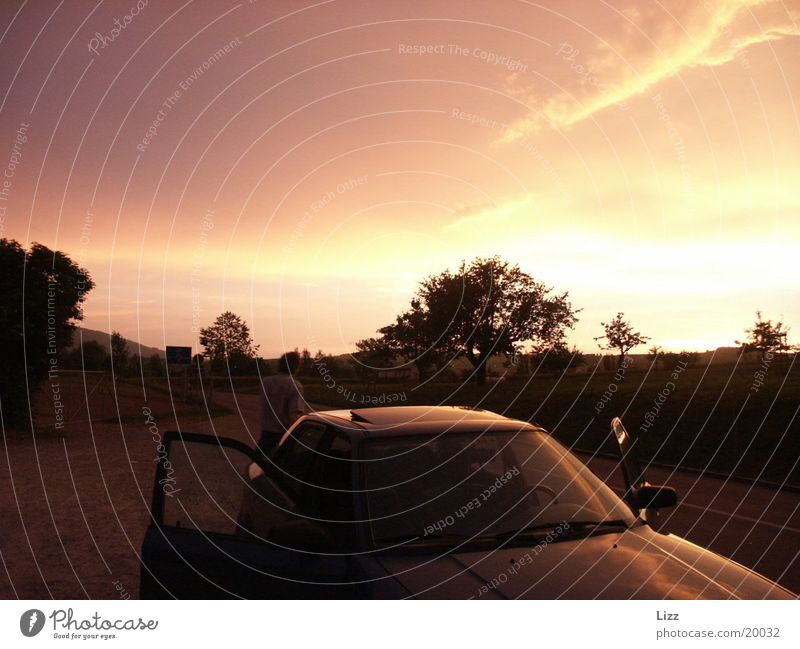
298, 360, 800, 485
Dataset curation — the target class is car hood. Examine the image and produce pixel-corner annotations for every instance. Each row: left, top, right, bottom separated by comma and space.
374, 524, 795, 599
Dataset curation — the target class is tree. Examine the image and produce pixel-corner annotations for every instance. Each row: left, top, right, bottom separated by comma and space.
110, 331, 129, 376
648, 344, 663, 370
297, 348, 314, 377
147, 353, 164, 376
352, 337, 397, 381
313, 349, 342, 376
530, 344, 585, 375
209, 350, 258, 376
61, 340, 107, 371
0, 239, 94, 428
736, 311, 792, 358
128, 353, 143, 377
381, 256, 578, 385
594, 312, 650, 369
256, 357, 274, 376
199, 311, 259, 363
374, 298, 448, 381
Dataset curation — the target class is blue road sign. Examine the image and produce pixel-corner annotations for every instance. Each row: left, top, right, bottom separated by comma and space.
166, 346, 192, 365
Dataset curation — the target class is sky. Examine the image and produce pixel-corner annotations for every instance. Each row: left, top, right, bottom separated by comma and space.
0, 0, 798, 357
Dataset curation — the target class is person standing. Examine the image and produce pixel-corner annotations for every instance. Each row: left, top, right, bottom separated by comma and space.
259, 351, 308, 453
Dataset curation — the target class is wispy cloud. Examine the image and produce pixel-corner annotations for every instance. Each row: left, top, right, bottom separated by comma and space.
442, 197, 533, 231
501, 0, 800, 140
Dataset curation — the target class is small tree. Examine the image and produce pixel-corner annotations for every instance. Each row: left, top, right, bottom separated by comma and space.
375, 299, 447, 381
76, 340, 108, 371
313, 349, 342, 375
736, 311, 792, 359
209, 350, 258, 376
594, 312, 650, 369
352, 337, 397, 382
290, 347, 315, 378
128, 353, 143, 376
529, 344, 585, 375
147, 353, 164, 376
648, 344, 663, 370
110, 331, 129, 375
199, 311, 259, 366
256, 357, 274, 376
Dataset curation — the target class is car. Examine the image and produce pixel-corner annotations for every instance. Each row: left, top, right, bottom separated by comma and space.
139, 406, 796, 599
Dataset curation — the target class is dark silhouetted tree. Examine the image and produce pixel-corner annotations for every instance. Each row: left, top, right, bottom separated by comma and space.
200, 311, 258, 363
648, 344, 663, 370
256, 357, 274, 376
381, 256, 578, 385
736, 311, 792, 358
147, 353, 164, 376
352, 337, 397, 381
529, 343, 585, 376
292, 347, 314, 378
128, 353, 143, 377
313, 349, 342, 376
67, 340, 108, 371
594, 312, 650, 369
0, 239, 94, 428
372, 299, 447, 381
110, 331, 129, 375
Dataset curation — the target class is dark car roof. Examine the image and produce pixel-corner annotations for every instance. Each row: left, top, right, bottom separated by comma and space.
307, 405, 538, 438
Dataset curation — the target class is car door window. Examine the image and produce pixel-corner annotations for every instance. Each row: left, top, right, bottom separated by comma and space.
272, 421, 328, 500
142, 431, 356, 599
238, 461, 299, 541
301, 433, 356, 548
160, 435, 252, 535
306, 434, 354, 517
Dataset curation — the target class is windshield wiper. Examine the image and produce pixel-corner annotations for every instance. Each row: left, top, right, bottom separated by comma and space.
493, 523, 566, 541
375, 532, 467, 546
557, 519, 630, 538
494, 519, 630, 542
375, 531, 503, 548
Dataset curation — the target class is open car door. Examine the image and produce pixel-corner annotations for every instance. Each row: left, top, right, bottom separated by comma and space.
139, 431, 355, 599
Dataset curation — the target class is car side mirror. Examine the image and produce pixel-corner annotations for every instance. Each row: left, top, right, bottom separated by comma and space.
630, 485, 677, 510
269, 519, 336, 551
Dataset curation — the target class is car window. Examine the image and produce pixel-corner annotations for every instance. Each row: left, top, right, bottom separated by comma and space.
238, 462, 299, 541
161, 438, 252, 535
303, 433, 357, 548
305, 434, 354, 518
272, 421, 328, 500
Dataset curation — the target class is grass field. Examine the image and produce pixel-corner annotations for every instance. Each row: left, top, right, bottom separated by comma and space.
30, 373, 232, 433
295, 359, 800, 485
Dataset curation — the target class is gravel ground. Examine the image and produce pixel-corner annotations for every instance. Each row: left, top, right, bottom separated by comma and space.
0, 384, 256, 599
2, 387, 797, 598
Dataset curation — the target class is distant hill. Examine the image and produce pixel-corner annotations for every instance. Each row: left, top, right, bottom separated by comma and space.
70, 327, 164, 358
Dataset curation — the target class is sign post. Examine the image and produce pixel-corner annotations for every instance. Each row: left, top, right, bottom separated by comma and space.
165, 346, 192, 402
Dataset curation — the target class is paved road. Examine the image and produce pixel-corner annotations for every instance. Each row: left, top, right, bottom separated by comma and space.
195, 392, 800, 594
578, 452, 800, 594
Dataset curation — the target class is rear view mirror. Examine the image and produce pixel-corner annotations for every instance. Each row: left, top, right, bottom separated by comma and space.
630, 485, 677, 510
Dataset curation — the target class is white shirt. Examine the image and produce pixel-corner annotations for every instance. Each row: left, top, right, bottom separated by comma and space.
260, 374, 308, 433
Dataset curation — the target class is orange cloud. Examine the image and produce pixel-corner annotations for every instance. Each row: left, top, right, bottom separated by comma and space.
501, 0, 800, 139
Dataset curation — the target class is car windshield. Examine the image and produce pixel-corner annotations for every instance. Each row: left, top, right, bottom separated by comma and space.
362, 428, 634, 546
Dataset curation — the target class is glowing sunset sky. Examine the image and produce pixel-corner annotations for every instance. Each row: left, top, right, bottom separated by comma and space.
1, 0, 798, 356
